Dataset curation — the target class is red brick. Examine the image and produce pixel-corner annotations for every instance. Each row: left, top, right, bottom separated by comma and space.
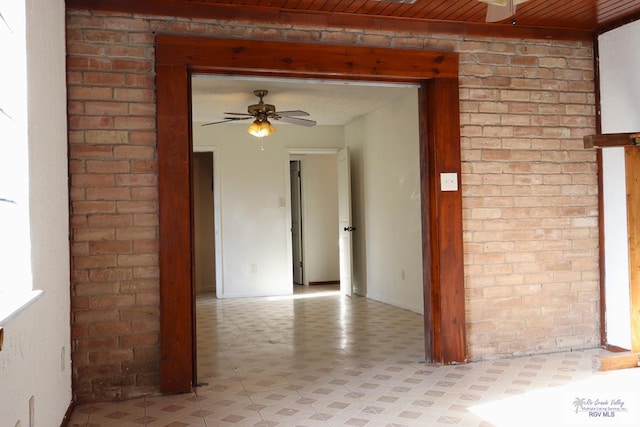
69, 115, 114, 130
113, 116, 155, 130
73, 201, 116, 214
115, 174, 157, 186
74, 282, 121, 297
70, 145, 114, 159
130, 187, 157, 200
86, 160, 131, 173
74, 228, 115, 242
112, 59, 152, 72
71, 173, 115, 187
83, 29, 128, 43
73, 255, 118, 269
89, 349, 134, 365
117, 254, 158, 267
86, 186, 131, 201
83, 72, 125, 86
88, 321, 132, 336
113, 88, 154, 102
132, 267, 159, 279
89, 268, 133, 282
115, 227, 157, 240
87, 214, 133, 228
85, 130, 129, 144
75, 336, 119, 351
84, 101, 128, 115
116, 201, 156, 213
128, 131, 156, 145
89, 240, 132, 255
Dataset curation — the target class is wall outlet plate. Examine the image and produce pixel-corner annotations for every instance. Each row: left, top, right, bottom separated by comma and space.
440, 172, 458, 191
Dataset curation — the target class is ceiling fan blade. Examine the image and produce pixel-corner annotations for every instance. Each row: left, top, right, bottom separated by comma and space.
276, 116, 317, 127
274, 110, 310, 117
480, 0, 529, 22
485, 3, 515, 22
201, 117, 251, 126
223, 112, 254, 116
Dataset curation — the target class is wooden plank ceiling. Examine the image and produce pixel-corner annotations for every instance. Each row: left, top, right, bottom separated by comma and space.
68, 0, 640, 40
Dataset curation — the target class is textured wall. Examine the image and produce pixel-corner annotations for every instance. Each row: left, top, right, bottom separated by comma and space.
66, 9, 598, 401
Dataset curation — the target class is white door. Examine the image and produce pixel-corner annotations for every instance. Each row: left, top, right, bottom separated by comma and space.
337, 148, 354, 297
290, 161, 304, 284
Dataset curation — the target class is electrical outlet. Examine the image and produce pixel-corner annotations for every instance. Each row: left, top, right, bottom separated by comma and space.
440, 172, 458, 192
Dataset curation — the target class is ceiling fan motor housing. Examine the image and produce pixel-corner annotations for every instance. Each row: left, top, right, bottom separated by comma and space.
248, 89, 276, 115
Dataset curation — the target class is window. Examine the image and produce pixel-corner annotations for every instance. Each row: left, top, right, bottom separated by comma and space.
0, 3, 39, 322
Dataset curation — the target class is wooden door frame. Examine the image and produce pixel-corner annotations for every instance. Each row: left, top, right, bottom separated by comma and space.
156, 35, 466, 393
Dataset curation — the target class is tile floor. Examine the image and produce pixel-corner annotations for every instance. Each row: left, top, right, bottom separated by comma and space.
68, 285, 640, 427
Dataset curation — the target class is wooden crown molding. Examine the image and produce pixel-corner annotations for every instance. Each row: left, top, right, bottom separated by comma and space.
66, 0, 593, 41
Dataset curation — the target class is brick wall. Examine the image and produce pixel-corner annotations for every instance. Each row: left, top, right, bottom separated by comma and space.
66, 10, 598, 401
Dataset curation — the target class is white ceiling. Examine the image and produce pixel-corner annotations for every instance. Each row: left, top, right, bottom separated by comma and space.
191, 74, 418, 127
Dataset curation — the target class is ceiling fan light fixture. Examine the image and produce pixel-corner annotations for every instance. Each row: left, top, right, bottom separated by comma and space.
247, 118, 276, 138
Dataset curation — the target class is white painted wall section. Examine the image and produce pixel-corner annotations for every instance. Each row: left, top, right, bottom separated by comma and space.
598, 20, 640, 349
599, 22, 640, 133
0, 0, 72, 425
601, 148, 632, 349
345, 91, 423, 313
193, 124, 344, 297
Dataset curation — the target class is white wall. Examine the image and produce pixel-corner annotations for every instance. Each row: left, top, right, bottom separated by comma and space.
193, 124, 344, 297
0, 0, 72, 425
598, 20, 640, 349
599, 22, 640, 134
345, 92, 423, 313
301, 155, 340, 283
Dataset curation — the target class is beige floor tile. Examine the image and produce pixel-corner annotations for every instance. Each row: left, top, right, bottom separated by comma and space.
72, 285, 640, 427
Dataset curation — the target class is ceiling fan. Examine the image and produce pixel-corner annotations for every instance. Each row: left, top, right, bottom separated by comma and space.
202, 89, 317, 138
479, 0, 530, 23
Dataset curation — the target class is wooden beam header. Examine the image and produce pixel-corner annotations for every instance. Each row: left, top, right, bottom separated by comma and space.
156, 35, 459, 82
583, 132, 640, 148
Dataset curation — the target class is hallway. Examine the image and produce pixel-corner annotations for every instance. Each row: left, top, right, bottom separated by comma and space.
68, 286, 638, 426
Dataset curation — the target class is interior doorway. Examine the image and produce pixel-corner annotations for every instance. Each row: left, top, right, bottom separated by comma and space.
290, 160, 304, 285
193, 152, 216, 295
157, 36, 466, 393
288, 153, 343, 291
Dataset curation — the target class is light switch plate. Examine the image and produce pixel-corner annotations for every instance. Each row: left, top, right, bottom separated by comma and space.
440, 172, 458, 191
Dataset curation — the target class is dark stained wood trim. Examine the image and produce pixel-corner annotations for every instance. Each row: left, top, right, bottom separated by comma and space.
418, 82, 435, 361
424, 78, 466, 363
156, 37, 458, 81
594, 34, 602, 136
157, 63, 194, 393
59, 401, 76, 427
597, 149, 606, 348
156, 35, 466, 392
604, 344, 631, 353
66, 0, 593, 41
583, 133, 640, 148
625, 146, 640, 353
